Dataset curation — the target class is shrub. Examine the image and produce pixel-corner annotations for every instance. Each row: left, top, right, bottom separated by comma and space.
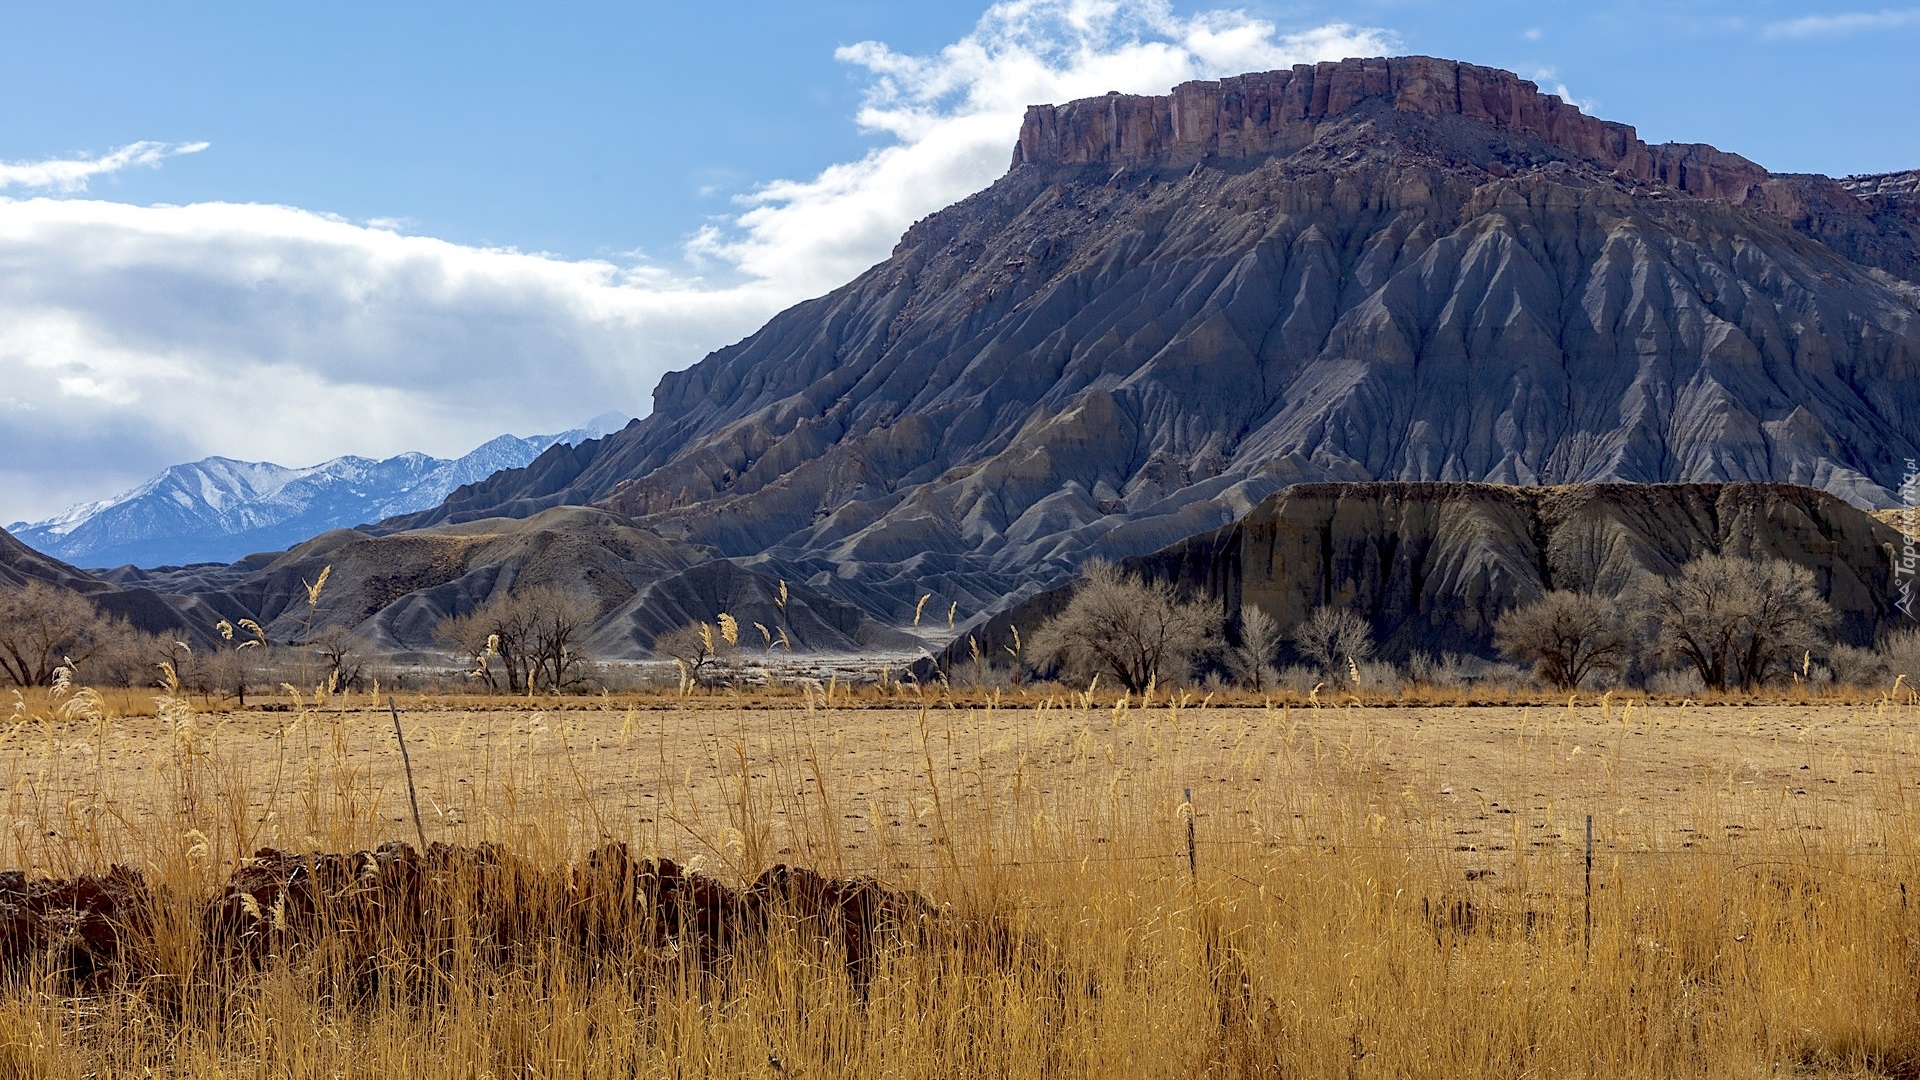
1290, 606, 1374, 678
655, 621, 738, 689
1639, 554, 1833, 691
1493, 590, 1634, 690
1028, 561, 1215, 693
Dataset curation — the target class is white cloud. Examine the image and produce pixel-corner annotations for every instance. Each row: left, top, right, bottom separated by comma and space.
0, 141, 209, 193
0, 0, 1392, 525
1762, 9, 1920, 38
702, 2, 1396, 292
1528, 66, 1594, 113
0, 199, 784, 522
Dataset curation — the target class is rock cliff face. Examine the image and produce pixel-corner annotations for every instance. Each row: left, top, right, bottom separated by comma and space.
953, 481, 1903, 668
1012, 57, 1920, 281
380, 56, 1920, 637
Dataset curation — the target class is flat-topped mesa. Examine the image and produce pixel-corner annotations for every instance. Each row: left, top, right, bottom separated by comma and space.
1013, 55, 1771, 200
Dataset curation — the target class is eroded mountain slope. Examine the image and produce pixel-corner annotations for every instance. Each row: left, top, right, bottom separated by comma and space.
382, 57, 1920, 626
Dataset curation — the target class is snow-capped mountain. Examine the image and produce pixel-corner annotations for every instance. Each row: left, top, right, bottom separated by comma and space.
9, 413, 630, 568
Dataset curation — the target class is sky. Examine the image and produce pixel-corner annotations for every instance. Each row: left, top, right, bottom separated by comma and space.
1, 0, 1916, 524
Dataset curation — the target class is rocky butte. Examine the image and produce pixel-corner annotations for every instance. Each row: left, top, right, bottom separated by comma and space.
12, 56, 1916, 658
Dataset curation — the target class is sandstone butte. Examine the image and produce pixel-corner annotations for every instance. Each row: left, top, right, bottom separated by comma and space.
8, 56, 1918, 659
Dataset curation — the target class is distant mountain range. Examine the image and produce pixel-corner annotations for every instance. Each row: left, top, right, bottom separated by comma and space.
8, 413, 631, 568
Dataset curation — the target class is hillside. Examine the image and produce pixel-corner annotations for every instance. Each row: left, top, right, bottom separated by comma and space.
374, 56, 1920, 629
0, 525, 234, 648
101, 506, 914, 658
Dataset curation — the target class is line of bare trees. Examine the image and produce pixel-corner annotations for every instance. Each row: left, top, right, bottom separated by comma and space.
0, 550, 1875, 697
1018, 552, 1862, 694
0, 571, 612, 696
1494, 554, 1834, 691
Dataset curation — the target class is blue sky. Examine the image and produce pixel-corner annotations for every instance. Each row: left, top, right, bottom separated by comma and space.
1, 0, 1916, 522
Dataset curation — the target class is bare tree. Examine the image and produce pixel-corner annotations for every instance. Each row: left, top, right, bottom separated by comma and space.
522, 585, 598, 691
1291, 606, 1374, 679
1493, 590, 1634, 690
1028, 561, 1215, 693
1640, 554, 1833, 691
86, 624, 174, 689
655, 620, 737, 688
1227, 605, 1284, 691
306, 623, 370, 692
435, 585, 598, 693
435, 608, 506, 691
211, 617, 269, 705
0, 581, 119, 687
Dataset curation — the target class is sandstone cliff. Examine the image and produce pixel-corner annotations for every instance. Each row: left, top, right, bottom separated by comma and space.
1012, 57, 1920, 282
951, 481, 1903, 668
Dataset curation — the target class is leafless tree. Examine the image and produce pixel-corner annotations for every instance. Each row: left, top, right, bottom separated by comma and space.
655, 621, 737, 688
435, 585, 599, 693
210, 617, 269, 705
0, 581, 119, 687
435, 607, 507, 691
1291, 605, 1374, 679
522, 586, 598, 691
1640, 554, 1833, 691
88, 626, 176, 689
1493, 590, 1634, 690
1028, 561, 1215, 693
306, 623, 370, 692
1227, 605, 1284, 691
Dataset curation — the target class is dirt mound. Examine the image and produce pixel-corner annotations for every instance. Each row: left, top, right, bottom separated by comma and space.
0, 865, 151, 989
0, 843, 959, 1000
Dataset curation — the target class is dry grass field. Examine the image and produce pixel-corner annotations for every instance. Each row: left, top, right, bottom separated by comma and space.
0, 684, 1916, 1077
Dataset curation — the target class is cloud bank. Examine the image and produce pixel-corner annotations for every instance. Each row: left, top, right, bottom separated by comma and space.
0, 0, 1392, 525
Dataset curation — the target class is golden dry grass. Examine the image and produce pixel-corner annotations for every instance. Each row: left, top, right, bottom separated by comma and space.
0, 685, 1915, 1077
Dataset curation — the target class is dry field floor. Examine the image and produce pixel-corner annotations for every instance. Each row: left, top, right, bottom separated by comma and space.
0, 690, 1914, 1077
11, 694, 1909, 876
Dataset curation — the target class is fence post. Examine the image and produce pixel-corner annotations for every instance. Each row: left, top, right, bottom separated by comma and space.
1185, 787, 1198, 884
1584, 814, 1594, 960
391, 701, 429, 855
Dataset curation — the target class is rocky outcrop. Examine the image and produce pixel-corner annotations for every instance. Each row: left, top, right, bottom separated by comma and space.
1011, 57, 1920, 283
954, 481, 1904, 667
1013, 57, 1661, 178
